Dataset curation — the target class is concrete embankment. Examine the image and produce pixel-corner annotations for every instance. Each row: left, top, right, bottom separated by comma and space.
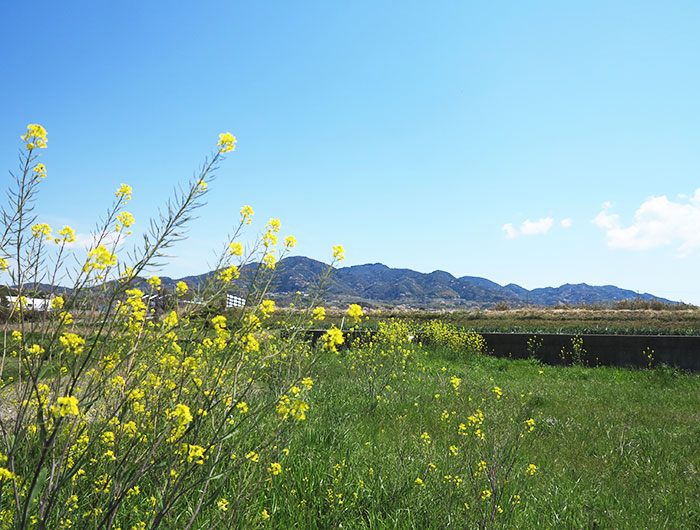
306, 330, 700, 371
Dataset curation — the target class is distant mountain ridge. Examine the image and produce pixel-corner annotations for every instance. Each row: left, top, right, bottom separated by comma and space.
11, 256, 673, 308
158, 256, 674, 309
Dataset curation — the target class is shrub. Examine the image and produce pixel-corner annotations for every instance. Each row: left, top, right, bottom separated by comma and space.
0, 125, 340, 529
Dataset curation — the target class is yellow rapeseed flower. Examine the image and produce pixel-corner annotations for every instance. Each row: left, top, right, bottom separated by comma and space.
276, 395, 309, 421
52, 396, 80, 417
116, 211, 135, 232
242, 332, 259, 352
55, 226, 76, 244
218, 132, 237, 152
332, 244, 345, 261
21, 124, 48, 149
186, 444, 206, 464
259, 300, 275, 318
262, 230, 277, 249
347, 304, 363, 324
33, 163, 47, 178
27, 344, 44, 357
267, 218, 281, 233
176, 281, 188, 295
13, 296, 28, 310
101, 431, 116, 446
312, 307, 326, 320
0, 467, 19, 481
240, 205, 254, 225
59, 333, 85, 355
262, 253, 276, 269
31, 223, 52, 240
216, 265, 239, 283
162, 311, 178, 329
322, 326, 344, 353
115, 183, 132, 202
84, 246, 117, 272
166, 404, 193, 442
229, 242, 243, 256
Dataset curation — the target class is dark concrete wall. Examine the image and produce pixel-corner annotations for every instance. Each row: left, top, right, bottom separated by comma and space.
479, 333, 700, 371
306, 330, 700, 371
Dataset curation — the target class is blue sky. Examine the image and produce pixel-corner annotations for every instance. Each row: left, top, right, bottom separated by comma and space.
2, 1, 700, 303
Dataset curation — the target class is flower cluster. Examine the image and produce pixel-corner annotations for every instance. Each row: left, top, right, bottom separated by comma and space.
83, 245, 117, 272
31, 223, 51, 240
347, 303, 363, 324
322, 326, 344, 353
33, 163, 47, 179
218, 132, 237, 152
55, 225, 76, 244
51, 396, 80, 417
21, 123, 48, 149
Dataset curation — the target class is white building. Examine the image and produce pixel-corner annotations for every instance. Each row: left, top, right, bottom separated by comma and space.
6, 296, 53, 311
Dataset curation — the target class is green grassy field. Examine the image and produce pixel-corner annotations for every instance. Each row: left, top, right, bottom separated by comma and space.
235, 340, 700, 529
4, 318, 699, 529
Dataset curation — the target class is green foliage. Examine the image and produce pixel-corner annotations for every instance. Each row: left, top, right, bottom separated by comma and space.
0, 125, 336, 529
418, 320, 486, 355
559, 335, 588, 366
525, 335, 542, 359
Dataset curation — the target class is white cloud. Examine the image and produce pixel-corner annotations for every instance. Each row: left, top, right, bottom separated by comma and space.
502, 217, 554, 238
591, 208, 618, 230
560, 218, 572, 228
592, 189, 700, 256
67, 231, 124, 250
520, 217, 554, 235
502, 223, 517, 239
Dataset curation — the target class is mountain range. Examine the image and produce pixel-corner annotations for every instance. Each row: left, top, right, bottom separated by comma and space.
155, 256, 673, 309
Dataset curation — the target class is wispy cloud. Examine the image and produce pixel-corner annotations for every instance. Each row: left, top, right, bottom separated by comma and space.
67, 231, 125, 250
502, 223, 518, 239
502, 217, 554, 239
592, 188, 700, 256
560, 218, 572, 228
